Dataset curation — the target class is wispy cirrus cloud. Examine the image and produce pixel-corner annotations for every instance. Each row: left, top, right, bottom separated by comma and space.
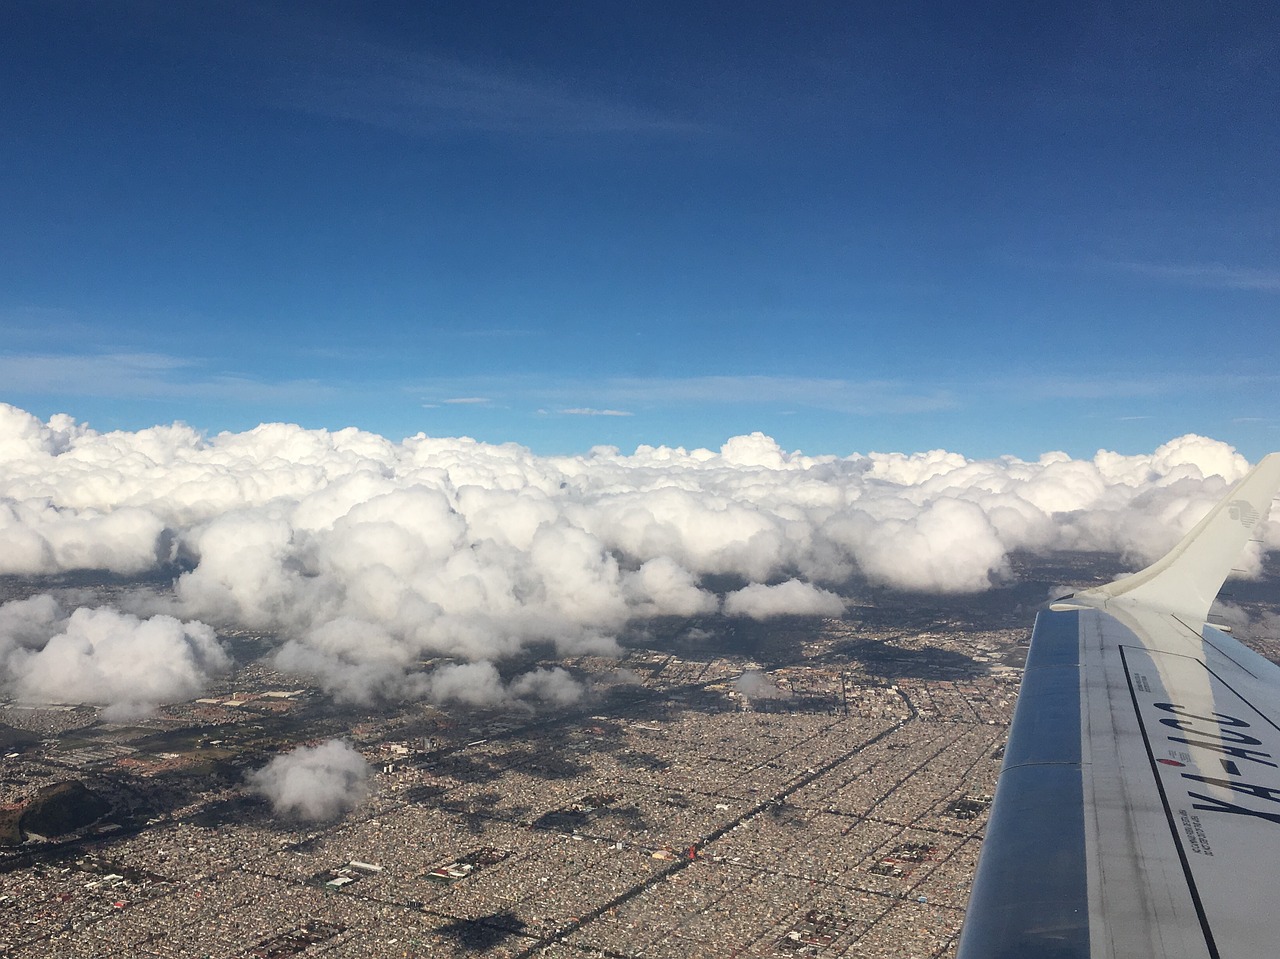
0, 352, 335, 404
415, 374, 956, 417
1019, 371, 1278, 401
594, 376, 956, 414
267, 35, 706, 138
1100, 259, 1280, 292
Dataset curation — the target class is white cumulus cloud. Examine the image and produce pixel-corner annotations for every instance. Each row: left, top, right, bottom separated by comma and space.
734, 669, 789, 699
723, 580, 846, 618
247, 739, 370, 821
0, 598, 228, 716
0, 402, 1269, 704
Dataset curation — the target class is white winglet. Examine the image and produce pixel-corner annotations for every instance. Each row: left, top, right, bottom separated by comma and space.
1059, 452, 1280, 623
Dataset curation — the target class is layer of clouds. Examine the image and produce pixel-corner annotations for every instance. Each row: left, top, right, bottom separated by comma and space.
0, 403, 1272, 703
246, 739, 370, 821
0, 596, 228, 717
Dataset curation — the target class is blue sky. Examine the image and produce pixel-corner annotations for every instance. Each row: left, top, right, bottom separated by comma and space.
3, 1, 1278, 458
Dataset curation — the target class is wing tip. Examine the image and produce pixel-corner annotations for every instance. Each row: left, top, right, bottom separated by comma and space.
1075, 451, 1280, 622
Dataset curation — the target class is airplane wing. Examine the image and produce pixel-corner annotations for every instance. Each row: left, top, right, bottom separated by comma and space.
957, 452, 1280, 959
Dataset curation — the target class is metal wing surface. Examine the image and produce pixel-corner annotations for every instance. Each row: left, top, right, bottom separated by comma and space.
958, 453, 1280, 959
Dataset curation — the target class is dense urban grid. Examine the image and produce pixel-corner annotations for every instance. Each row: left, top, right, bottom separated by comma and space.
2, 559, 1276, 958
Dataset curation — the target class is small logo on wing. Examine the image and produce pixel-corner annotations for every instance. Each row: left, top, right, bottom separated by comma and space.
1228, 500, 1260, 528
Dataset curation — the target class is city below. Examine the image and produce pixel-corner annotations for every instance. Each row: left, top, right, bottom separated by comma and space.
3, 558, 1278, 959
